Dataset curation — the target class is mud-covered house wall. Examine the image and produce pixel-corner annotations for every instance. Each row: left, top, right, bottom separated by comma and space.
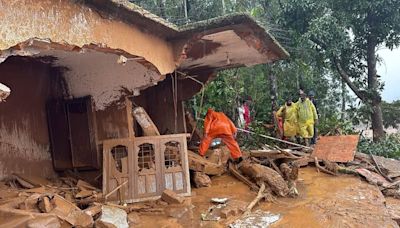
0, 0, 177, 75
0, 57, 66, 179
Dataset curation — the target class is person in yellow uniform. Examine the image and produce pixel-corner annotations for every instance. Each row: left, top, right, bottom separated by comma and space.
276, 96, 298, 141
296, 91, 318, 146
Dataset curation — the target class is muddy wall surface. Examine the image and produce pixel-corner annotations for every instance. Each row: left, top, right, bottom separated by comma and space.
0, 57, 63, 179
0, 0, 176, 75
96, 103, 130, 141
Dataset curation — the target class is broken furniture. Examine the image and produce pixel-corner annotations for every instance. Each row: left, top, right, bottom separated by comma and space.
103, 134, 191, 203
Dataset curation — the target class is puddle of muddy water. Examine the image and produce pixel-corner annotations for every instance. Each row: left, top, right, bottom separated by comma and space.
133, 167, 399, 228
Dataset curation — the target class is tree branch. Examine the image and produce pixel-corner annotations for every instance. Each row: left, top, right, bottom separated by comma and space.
333, 57, 367, 102
309, 37, 367, 102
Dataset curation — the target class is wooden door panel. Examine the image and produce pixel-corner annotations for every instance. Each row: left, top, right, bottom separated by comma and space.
67, 96, 98, 169
46, 100, 73, 170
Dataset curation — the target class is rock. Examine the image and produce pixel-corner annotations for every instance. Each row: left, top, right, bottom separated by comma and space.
193, 172, 211, 188
161, 189, 184, 204
99, 205, 129, 228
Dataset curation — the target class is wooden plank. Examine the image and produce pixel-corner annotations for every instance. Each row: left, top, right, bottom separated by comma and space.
132, 106, 160, 136
312, 135, 359, 162
126, 97, 135, 138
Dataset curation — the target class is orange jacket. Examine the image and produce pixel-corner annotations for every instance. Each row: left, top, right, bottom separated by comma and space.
204, 109, 237, 137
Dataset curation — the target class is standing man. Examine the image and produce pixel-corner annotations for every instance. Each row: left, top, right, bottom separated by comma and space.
308, 91, 318, 144
276, 95, 298, 141
296, 91, 318, 146
199, 109, 243, 163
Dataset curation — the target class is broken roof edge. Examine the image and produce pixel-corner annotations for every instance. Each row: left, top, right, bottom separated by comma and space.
175, 13, 290, 60
0, 38, 161, 74
82, 1, 289, 59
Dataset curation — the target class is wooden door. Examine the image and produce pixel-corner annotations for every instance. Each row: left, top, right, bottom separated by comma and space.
46, 100, 73, 170
66, 96, 99, 169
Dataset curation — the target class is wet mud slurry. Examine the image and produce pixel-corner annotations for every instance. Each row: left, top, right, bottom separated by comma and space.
136, 167, 399, 227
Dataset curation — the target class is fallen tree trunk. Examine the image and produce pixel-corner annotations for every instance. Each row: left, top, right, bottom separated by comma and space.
240, 160, 289, 197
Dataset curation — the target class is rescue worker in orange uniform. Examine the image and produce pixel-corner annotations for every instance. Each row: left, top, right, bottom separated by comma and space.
199, 109, 243, 163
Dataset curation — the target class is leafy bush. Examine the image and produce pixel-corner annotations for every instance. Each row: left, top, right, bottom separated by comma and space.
318, 114, 357, 135
358, 134, 400, 159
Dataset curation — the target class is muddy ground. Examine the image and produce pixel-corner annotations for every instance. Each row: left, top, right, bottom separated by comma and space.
135, 167, 400, 227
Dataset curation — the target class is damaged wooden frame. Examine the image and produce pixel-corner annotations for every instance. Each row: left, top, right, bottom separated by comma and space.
102, 134, 191, 203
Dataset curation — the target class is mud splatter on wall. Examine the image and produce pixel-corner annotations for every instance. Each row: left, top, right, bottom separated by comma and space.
0, 0, 176, 75
0, 57, 60, 179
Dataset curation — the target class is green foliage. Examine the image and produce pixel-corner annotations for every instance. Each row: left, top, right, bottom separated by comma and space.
382, 100, 400, 128
131, 0, 400, 144
318, 114, 357, 135
358, 134, 400, 159
348, 100, 400, 129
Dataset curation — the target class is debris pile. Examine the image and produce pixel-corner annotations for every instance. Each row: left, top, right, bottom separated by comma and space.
0, 172, 196, 227
0, 174, 105, 227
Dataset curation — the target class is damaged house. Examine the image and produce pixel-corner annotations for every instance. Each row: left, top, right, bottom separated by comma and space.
0, 0, 288, 202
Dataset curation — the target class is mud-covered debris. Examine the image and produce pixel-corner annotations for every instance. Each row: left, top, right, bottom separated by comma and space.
229, 210, 280, 228
161, 189, 184, 204
99, 205, 129, 228
356, 168, 391, 188
193, 172, 211, 188
187, 150, 225, 175
211, 198, 228, 204
84, 204, 102, 217
221, 200, 247, 219
201, 204, 225, 221
0, 83, 11, 102
76, 190, 94, 199
38, 196, 53, 213
279, 163, 298, 181
26, 216, 61, 228
77, 180, 98, 191
240, 160, 289, 197
50, 195, 93, 227
95, 220, 118, 228
12, 173, 50, 187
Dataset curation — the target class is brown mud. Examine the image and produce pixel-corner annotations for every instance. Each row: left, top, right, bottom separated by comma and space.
135, 167, 399, 227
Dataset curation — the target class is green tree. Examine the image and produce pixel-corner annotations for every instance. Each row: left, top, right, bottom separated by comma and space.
280, 0, 400, 141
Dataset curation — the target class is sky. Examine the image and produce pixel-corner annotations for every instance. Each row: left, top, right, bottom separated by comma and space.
377, 48, 400, 102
